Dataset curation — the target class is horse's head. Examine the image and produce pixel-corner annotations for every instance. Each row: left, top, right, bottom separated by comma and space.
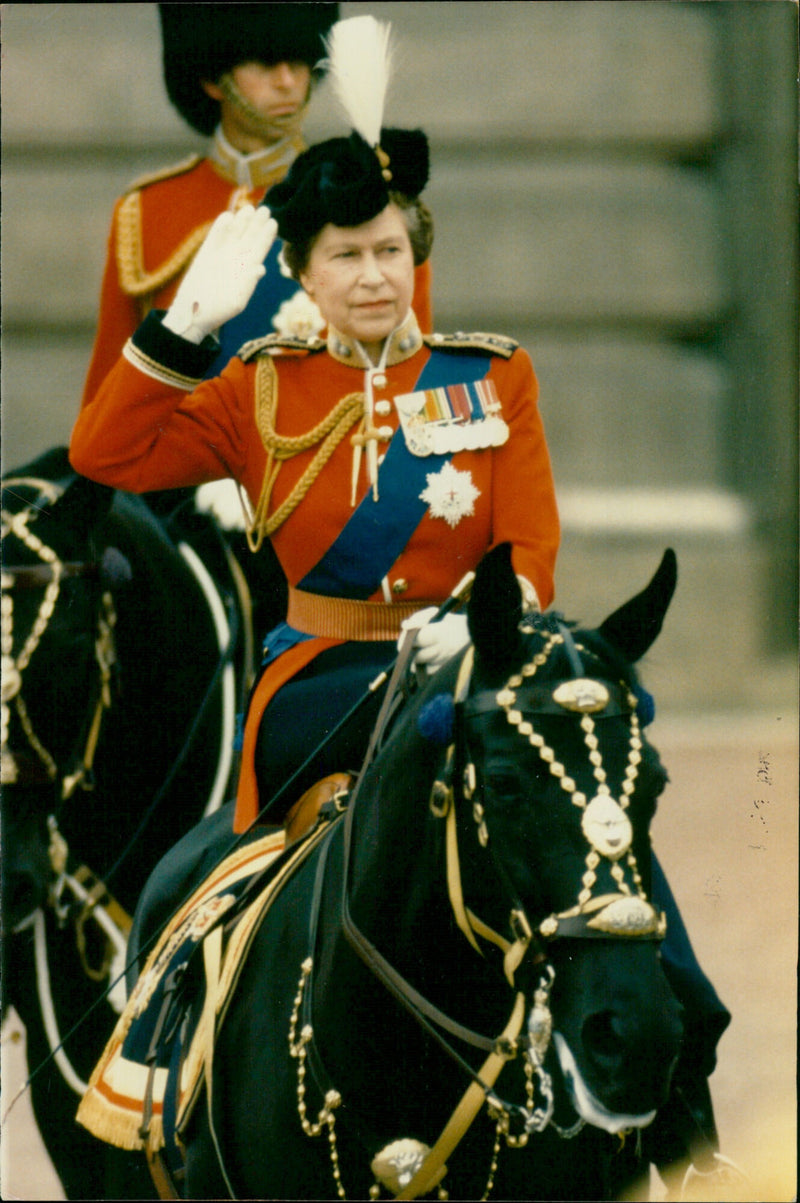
1, 450, 130, 926
437, 544, 683, 1133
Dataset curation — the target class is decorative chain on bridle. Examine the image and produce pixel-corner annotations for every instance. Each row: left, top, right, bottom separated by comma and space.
2, 478, 127, 997
2, 480, 118, 803
484, 626, 667, 942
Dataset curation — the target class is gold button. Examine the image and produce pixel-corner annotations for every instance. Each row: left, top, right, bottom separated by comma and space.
375, 399, 392, 416
372, 373, 388, 388
392, 578, 408, 595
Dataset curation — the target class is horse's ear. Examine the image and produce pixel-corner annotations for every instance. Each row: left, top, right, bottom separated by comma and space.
467, 543, 526, 676
46, 473, 115, 544
598, 548, 677, 663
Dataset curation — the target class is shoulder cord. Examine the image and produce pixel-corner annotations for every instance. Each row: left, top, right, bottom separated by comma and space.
115, 190, 213, 299
247, 355, 365, 551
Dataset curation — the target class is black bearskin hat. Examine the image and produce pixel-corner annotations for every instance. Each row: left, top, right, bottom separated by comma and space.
159, 3, 339, 135
265, 128, 429, 246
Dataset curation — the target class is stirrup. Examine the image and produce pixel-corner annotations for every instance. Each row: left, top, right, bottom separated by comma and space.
681, 1152, 751, 1201
283, 772, 353, 845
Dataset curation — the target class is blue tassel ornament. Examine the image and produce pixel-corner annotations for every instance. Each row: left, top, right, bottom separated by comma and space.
417, 693, 455, 745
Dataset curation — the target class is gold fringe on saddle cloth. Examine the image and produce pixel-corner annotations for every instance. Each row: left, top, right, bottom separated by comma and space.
76, 822, 331, 1154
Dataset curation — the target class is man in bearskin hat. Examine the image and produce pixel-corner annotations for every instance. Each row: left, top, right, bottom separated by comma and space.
82, 5, 334, 406
81, 4, 433, 410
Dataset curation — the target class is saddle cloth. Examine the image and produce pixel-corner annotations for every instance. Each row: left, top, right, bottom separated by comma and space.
76, 821, 332, 1158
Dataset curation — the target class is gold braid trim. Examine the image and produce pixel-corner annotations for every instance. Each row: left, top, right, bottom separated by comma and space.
247, 355, 365, 552
116, 191, 213, 299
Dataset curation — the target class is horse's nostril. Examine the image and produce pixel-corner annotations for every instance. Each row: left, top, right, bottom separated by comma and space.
582, 1010, 624, 1060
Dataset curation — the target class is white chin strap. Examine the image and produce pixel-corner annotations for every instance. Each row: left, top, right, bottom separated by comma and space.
552, 1032, 656, 1134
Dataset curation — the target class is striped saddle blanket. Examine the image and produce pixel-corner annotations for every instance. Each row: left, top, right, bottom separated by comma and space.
76, 821, 333, 1163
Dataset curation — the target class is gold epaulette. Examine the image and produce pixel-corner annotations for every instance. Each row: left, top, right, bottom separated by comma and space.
123, 154, 205, 195
424, 332, 519, 359
238, 333, 327, 362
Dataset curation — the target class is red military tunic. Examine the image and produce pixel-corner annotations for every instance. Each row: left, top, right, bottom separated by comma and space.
81, 133, 433, 407
70, 310, 559, 829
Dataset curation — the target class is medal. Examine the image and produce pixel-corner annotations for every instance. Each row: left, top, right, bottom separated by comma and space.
395, 378, 509, 456
419, 462, 480, 528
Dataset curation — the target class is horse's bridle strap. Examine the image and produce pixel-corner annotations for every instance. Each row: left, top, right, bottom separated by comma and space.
2, 561, 98, 588
342, 909, 496, 1054
445, 787, 483, 956
396, 990, 527, 1201
463, 681, 634, 719
445, 789, 538, 983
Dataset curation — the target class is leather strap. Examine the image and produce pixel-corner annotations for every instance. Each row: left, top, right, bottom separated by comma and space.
202, 926, 237, 1198
146, 1148, 182, 1200
463, 680, 634, 719
2, 561, 98, 588
396, 991, 527, 1200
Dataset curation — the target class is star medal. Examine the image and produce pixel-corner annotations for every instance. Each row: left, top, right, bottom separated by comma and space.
419, 462, 480, 528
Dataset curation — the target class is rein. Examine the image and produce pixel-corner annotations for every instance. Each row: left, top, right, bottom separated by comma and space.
296, 629, 596, 1200
316, 617, 667, 1197
338, 606, 534, 1066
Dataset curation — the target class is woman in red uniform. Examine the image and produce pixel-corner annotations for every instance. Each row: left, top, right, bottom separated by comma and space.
71, 125, 560, 837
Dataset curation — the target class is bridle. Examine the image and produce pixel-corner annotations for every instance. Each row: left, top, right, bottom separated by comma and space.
457, 619, 667, 946
1, 478, 117, 803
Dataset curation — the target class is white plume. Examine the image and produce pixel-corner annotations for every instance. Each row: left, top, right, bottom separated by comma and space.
322, 15, 394, 147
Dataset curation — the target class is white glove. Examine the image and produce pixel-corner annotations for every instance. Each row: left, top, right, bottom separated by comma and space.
163, 205, 278, 344
398, 608, 471, 676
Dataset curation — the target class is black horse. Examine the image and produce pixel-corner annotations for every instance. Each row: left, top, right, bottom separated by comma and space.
1, 447, 269, 1199
173, 544, 687, 1200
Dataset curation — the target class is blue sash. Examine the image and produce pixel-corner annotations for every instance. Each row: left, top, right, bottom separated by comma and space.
205, 241, 300, 379
299, 349, 491, 599
257, 347, 491, 672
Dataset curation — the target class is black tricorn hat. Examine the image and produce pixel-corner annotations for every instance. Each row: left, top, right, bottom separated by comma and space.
265, 128, 429, 246
159, 3, 339, 135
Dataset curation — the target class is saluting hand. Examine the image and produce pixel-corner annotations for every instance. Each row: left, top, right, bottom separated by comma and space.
163, 205, 278, 345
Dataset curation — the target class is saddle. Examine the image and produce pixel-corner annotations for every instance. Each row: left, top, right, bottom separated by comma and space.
284, 771, 352, 845
76, 796, 347, 1191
